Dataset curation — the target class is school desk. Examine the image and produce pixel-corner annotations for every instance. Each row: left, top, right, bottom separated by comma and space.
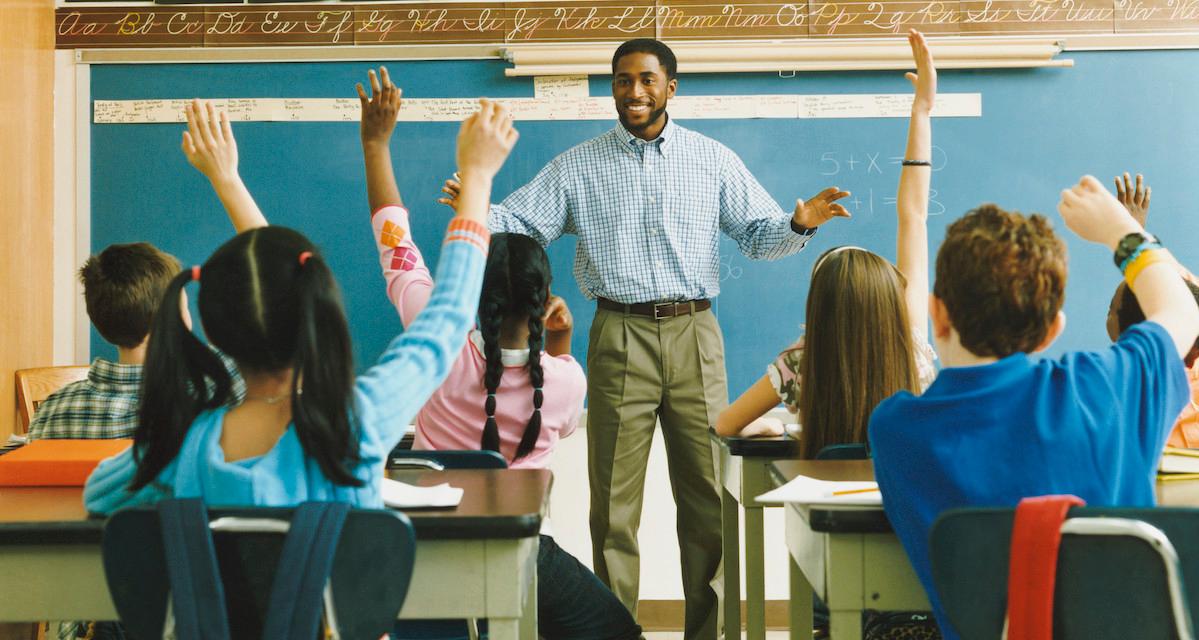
0, 468, 549, 639
710, 428, 799, 640
769, 459, 1199, 640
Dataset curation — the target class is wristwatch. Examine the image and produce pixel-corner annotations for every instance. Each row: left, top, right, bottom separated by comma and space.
1113, 231, 1160, 268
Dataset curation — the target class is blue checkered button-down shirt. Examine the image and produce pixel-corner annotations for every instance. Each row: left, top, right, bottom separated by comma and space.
489, 117, 813, 304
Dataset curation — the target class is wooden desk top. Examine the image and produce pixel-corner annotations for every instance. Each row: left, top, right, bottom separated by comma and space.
0, 468, 550, 544
709, 428, 801, 458
770, 459, 1199, 533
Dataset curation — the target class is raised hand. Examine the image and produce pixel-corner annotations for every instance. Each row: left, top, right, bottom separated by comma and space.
456, 99, 519, 182
544, 295, 573, 333
1113, 172, 1151, 227
906, 30, 936, 114
357, 66, 401, 146
793, 186, 852, 229
437, 175, 461, 213
182, 99, 239, 185
1058, 175, 1142, 248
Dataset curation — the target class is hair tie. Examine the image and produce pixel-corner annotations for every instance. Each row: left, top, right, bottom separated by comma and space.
190, 265, 201, 282
298, 251, 313, 266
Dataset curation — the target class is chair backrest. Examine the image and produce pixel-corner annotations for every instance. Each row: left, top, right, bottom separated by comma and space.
102, 502, 416, 640
814, 443, 869, 460
931, 507, 1199, 640
14, 365, 90, 434
389, 449, 508, 470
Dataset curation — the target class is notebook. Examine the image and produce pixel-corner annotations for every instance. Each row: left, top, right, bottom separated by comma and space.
755, 473, 881, 506
1159, 447, 1199, 475
0, 438, 131, 486
381, 477, 463, 509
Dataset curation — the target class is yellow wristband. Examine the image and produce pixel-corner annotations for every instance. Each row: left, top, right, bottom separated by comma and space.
1124, 248, 1174, 287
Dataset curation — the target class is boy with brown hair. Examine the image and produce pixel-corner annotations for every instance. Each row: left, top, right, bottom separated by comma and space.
869, 176, 1199, 640
28, 242, 180, 440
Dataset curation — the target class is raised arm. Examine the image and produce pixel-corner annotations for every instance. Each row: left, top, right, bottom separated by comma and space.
358, 67, 434, 328
896, 29, 935, 343
355, 100, 519, 449
1058, 176, 1199, 357
181, 99, 267, 232
357, 66, 403, 212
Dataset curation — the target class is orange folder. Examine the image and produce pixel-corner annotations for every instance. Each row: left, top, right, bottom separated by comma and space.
0, 439, 131, 486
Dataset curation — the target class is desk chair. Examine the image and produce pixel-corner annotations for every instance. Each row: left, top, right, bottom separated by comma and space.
814, 443, 869, 461
14, 366, 89, 434
102, 500, 416, 640
932, 507, 1199, 640
389, 450, 508, 640
389, 449, 507, 471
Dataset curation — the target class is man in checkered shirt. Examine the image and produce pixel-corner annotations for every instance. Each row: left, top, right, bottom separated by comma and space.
444, 38, 850, 639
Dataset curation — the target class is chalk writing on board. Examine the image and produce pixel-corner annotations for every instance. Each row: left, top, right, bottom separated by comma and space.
818, 146, 947, 177
719, 254, 744, 283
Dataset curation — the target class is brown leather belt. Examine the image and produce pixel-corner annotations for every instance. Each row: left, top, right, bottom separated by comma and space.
597, 297, 711, 320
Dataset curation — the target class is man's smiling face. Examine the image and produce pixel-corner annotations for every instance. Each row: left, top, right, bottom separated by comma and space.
612, 52, 677, 139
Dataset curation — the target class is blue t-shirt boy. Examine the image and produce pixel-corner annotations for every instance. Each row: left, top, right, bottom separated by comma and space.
869, 321, 1188, 640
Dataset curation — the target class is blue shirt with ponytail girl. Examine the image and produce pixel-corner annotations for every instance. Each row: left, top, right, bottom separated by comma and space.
83, 87, 516, 515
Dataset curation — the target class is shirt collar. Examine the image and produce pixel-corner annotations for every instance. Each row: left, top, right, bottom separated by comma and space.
613, 114, 677, 157
87, 357, 143, 394
923, 351, 1033, 397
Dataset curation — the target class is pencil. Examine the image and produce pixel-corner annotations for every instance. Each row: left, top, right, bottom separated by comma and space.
832, 487, 880, 496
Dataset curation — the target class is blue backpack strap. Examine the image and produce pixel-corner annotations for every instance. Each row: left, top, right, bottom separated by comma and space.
262, 501, 351, 639
157, 498, 232, 640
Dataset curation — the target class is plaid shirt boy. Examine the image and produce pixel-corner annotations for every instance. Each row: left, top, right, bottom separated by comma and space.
28, 359, 142, 440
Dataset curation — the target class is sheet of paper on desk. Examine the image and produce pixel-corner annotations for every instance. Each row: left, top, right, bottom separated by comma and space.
755, 474, 881, 506
381, 477, 464, 509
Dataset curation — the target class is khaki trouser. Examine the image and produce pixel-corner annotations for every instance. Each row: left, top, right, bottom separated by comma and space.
587, 305, 727, 640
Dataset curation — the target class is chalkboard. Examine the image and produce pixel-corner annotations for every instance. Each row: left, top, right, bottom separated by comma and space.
90, 49, 1199, 398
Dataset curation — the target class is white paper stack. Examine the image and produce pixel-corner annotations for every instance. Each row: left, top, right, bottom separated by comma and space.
381, 477, 463, 509
756, 474, 881, 507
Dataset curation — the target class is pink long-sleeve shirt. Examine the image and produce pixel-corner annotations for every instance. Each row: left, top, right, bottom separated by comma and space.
372, 205, 585, 469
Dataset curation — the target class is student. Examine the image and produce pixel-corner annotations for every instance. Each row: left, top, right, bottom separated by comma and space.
82, 97, 515, 514
357, 66, 640, 640
714, 30, 938, 460
27, 243, 180, 440
868, 175, 1199, 639
1104, 173, 1199, 448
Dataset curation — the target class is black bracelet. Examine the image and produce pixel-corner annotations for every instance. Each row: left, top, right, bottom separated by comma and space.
902, 160, 932, 166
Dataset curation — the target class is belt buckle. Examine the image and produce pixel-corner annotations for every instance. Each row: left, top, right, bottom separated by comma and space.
653, 302, 673, 320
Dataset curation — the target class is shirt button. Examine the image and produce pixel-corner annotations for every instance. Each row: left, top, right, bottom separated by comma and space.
655, 260, 664, 267
649, 196, 656, 204
650, 229, 658, 235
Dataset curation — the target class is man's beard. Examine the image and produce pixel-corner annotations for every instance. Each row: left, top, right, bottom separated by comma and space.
619, 104, 668, 135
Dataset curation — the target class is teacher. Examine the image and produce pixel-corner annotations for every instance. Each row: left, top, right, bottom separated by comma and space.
444, 38, 850, 639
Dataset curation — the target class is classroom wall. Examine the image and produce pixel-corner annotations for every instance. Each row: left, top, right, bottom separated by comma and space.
0, 0, 56, 438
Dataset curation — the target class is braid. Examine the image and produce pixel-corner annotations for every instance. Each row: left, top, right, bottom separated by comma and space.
515, 288, 546, 460
479, 299, 505, 455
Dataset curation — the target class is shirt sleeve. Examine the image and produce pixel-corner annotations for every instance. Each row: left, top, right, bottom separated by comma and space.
488, 156, 573, 245
768, 336, 806, 415
371, 204, 433, 328
718, 149, 812, 261
352, 217, 490, 458
82, 445, 172, 515
1081, 321, 1190, 468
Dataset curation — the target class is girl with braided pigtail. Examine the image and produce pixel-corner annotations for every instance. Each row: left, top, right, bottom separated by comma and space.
361, 67, 640, 639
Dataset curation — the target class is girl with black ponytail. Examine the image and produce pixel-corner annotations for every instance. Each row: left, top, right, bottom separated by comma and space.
362, 70, 640, 639
83, 92, 515, 514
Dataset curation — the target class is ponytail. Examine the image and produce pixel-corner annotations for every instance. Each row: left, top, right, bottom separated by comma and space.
479, 295, 506, 456
514, 289, 545, 460
477, 233, 551, 462
292, 254, 362, 487
131, 269, 233, 490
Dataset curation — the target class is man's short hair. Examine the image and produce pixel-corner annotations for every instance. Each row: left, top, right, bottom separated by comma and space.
933, 204, 1068, 358
80, 242, 181, 348
611, 39, 678, 80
